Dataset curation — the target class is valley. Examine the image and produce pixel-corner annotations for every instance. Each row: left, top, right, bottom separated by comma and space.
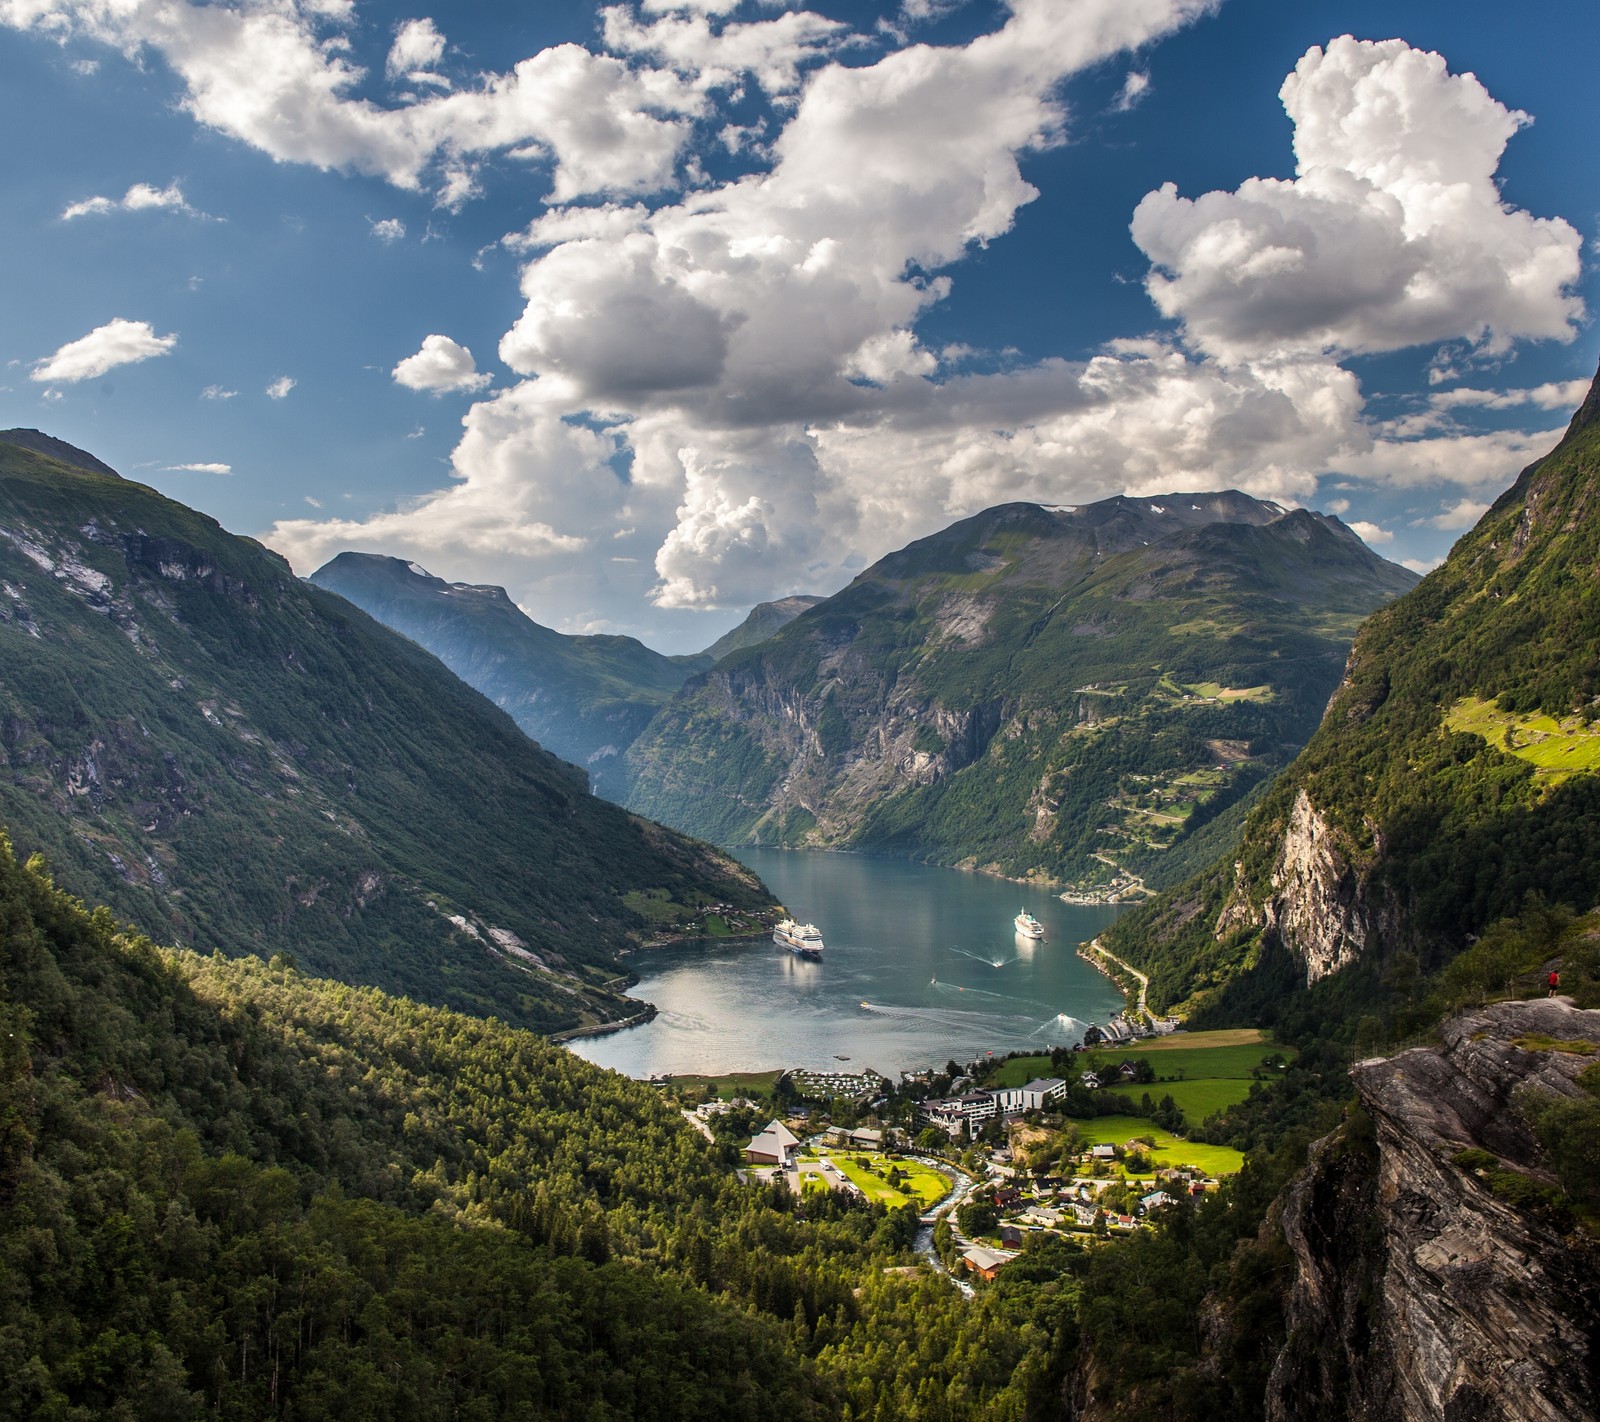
4, 366, 1600, 1422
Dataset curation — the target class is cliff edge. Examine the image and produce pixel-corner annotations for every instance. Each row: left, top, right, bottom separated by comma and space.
1267, 999, 1600, 1422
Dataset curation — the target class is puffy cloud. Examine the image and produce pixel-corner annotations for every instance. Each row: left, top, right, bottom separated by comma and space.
1327, 422, 1565, 489
268, 382, 606, 576
1415, 497, 1489, 529
165, 461, 231, 473
392, 334, 492, 394
4, 0, 703, 205
387, 17, 444, 80
62, 180, 199, 219
201, 384, 237, 400
369, 217, 405, 242
31, 318, 176, 383
1131, 37, 1584, 361
265, 376, 296, 399
1347, 520, 1393, 545
1429, 379, 1591, 412
601, 6, 846, 95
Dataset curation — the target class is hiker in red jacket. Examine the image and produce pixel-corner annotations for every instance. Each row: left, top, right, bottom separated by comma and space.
1549, 970, 1561, 997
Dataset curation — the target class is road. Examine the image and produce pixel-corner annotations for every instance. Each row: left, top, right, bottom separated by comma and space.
1084, 936, 1150, 1018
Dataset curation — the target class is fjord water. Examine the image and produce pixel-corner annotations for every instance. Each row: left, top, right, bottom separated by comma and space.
574, 848, 1128, 1079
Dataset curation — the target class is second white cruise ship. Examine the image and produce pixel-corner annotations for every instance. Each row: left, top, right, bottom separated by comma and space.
1013, 908, 1045, 940
774, 918, 825, 958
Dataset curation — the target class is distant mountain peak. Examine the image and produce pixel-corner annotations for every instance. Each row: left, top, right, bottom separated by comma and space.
701, 594, 825, 662
0, 429, 120, 479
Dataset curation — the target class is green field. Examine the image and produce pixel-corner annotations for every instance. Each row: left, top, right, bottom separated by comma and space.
1135, 1078, 1256, 1124
665, 1069, 785, 1100
1069, 1117, 1245, 1177
825, 1154, 951, 1208
1124, 1028, 1268, 1051
985, 1055, 1055, 1087
1446, 696, 1600, 784
1082, 1040, 1291, 1082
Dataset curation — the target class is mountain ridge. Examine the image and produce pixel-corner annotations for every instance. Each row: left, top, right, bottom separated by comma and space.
624, 490, 1418, 890
0, 438, 772, 1033
1106, 359, 1600, 1018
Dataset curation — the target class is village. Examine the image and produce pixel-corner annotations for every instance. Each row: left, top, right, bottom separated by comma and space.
665, 1027, 1285, 1286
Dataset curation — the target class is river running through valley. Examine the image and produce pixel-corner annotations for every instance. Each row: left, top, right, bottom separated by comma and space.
573, 848, 1129, 1080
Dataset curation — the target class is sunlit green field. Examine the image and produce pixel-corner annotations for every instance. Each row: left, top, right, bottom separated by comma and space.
1068, 1117, 1245, 1177
823, 1153, 951, 1207
1447, 696, 1600, 784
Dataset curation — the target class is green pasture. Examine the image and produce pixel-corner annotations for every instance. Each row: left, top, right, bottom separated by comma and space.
666, 1069, 784, 1100
825, 1153, 951, 1208
1446, 696, 1600, 784
1082, 1039, 1291, 1082
1068, 1116, 1244, 1178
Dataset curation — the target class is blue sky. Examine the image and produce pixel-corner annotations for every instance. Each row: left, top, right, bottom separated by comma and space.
2, 0, 1596, 652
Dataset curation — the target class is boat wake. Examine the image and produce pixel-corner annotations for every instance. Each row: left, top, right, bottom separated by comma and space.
945, 945, 1013, 970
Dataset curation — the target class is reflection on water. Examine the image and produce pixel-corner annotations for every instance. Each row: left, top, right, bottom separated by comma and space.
572, 848, 1128, 1079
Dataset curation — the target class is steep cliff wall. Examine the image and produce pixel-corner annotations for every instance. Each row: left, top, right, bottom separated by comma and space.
1267, 999, 1600, 1422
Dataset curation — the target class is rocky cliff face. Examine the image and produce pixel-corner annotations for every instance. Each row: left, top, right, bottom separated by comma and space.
1267, 998, 1600, 1422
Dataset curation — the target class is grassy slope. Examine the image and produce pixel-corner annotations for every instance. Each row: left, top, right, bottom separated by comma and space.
0, 442, 770, 1032
1066, 1117, 1245, 1176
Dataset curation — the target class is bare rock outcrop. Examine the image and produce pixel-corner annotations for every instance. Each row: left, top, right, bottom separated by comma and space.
1266, 999, 1600, 1422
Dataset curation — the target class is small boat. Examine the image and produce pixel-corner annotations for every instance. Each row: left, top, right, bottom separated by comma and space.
1014, 908, 1045, 940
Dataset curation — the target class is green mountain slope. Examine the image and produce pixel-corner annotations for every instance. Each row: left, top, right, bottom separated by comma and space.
309, 551, 711, 796
625, 494, 1417, 889
1108, 362, 1600, 1017
0, 439, 771, 1033
701, 594, 825, 662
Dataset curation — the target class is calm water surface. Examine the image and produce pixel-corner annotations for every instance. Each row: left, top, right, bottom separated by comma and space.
573, 849, 1128, 1079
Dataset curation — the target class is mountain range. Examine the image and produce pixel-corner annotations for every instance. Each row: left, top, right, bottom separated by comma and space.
3, 359, 1600, 1420
308, 555, 820, 795
624, 492, 1417, 890
0, 435, 771, 1034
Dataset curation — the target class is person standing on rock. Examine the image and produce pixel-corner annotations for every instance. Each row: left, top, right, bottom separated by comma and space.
1548, 969, 1561, 997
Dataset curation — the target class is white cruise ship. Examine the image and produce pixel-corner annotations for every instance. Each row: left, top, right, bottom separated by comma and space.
774, 917, 824, 958
1014, 908, 1045, 940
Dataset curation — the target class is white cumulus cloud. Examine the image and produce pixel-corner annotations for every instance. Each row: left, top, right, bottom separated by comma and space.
393, 335, 492, 394
1131, 36, 1584, 361
266, 376, 296, 399
387, 17, 445, 80
166, 461, 232, 474
62, 181, 200, 220
31, 318, 177, 383
1429, 379, 1591, 412
1415, 497, 1490, 529
370, 217, 406, 243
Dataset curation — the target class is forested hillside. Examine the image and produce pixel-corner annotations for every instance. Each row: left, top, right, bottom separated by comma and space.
0, 440, 771, 1033
626, 494, 1415, 890
1108, 362, 1600, 1019
0, 831, 1128, 1421
309, 553, 709, 797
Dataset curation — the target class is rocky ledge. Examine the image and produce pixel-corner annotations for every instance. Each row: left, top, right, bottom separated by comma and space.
1266, 998, 1599, 1422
